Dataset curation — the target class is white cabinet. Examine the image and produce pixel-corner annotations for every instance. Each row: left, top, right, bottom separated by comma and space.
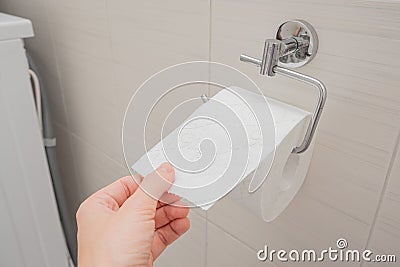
0, 13, 70, 267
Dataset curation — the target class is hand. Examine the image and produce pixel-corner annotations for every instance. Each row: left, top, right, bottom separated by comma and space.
76, 163, 190, 267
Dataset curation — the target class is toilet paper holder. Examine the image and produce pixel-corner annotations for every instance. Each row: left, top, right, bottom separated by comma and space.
239, 19, 327, 154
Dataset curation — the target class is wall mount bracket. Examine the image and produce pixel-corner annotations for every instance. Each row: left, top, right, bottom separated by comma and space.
240, 20, 327, 154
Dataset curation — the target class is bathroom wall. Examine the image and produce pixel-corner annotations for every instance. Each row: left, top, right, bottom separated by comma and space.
207, 1, 400, 266
0, 0, 399, 266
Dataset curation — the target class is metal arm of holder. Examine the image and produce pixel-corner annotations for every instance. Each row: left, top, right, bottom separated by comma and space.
240, 20, 327, 154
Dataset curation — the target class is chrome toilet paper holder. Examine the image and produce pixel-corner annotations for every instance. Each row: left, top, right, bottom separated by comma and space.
240, 20, 327, 154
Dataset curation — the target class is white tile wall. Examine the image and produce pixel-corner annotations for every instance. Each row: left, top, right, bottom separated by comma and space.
70, 134, 129, 196
209, 0, 400, 266
0, 0, 399, 266
155, 212, 207, 267
363, 140, 400, 266
53, 123, 81, 221
206, 221, 277, 267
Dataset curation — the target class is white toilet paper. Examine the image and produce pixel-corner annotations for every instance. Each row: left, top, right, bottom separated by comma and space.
234, 97, 314, 222
131, 87, 313, 220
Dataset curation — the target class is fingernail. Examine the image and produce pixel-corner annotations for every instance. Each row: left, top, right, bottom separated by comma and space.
159, 162, 173, 174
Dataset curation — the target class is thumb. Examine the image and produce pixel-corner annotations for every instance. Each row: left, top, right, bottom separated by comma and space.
121, 163, 175, 216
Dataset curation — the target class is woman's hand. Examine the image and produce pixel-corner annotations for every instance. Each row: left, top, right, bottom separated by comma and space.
76, 163, 190, 267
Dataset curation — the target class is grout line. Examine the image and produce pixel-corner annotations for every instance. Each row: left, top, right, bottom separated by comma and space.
41, 3, 82, 203
304, 192, 370, 226
205, 210, 209, 267
206, 219, 253, 249
362, 130, 400, 265
69, 130, 125, 168
103, 0, 127, 172
42, 3, 71, 131
207, 0, 212, 98
54, 122, 127, 175
103, 0, 121, 111
206, 218, 280, 267
205, 2, 212, 267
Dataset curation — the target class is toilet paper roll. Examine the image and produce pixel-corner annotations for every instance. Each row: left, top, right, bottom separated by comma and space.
131, 86, 313, 220
232, 97, 314, 222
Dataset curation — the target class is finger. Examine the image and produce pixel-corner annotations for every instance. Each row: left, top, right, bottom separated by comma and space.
121, 163, 175, 218
90, 175, 140, 211
152, 218, 190, 259
155, 203, 189, 229
157, 193, 181, 209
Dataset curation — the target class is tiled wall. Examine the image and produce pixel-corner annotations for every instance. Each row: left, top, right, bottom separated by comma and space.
0, 0, 399, 266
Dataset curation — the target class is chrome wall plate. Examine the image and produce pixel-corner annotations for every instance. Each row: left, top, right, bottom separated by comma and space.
240, 19, 326, 155
276, 20, 318, 68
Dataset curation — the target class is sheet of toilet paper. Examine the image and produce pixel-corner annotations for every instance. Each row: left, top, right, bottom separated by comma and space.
131, 86, 310, 210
